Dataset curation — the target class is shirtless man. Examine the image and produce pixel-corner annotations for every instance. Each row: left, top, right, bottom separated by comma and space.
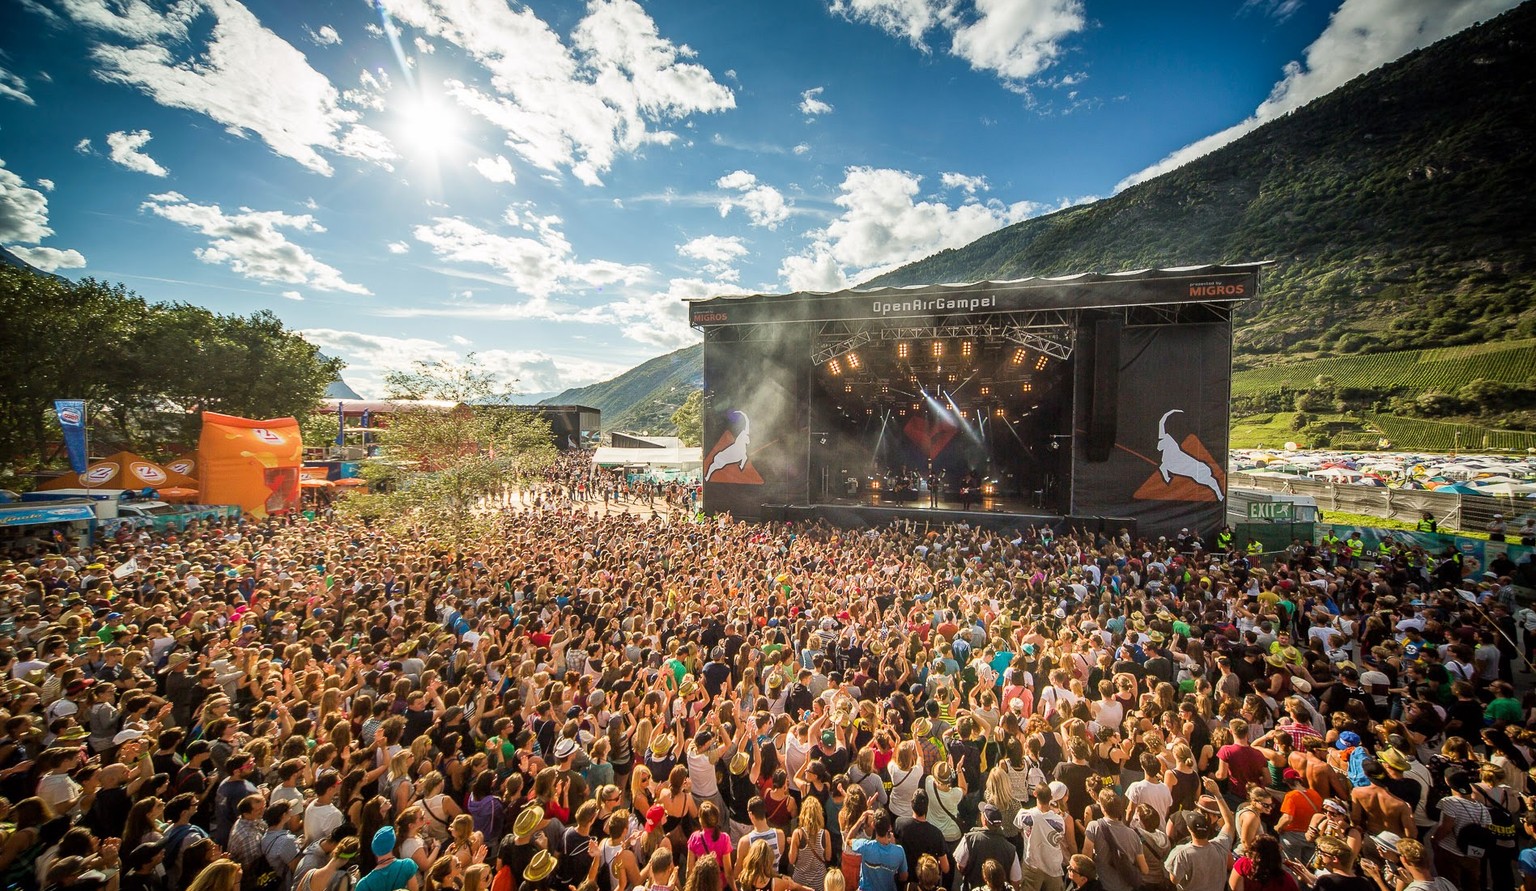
1348, 759, 1415, 838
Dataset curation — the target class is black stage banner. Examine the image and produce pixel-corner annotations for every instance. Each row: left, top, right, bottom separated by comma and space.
1070, 322, 1231, 537
701, 325, 811, 518
689, 269, 1254, 327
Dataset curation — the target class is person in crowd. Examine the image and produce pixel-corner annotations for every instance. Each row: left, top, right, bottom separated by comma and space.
0, 448, 1530, 891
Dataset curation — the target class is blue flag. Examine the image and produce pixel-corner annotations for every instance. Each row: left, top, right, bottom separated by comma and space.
336, 401, 345, 446
54, 399, 88, 473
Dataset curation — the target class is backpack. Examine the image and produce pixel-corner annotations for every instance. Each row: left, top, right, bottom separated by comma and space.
1477, 787, 1519, 846
1456, 818, 1497, 859
1345, 747, 1371, 789
241, 835, 284, 891
1097, 821, 1142, 888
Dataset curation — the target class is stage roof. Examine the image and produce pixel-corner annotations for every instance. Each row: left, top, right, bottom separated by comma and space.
688, 263, 1267, 327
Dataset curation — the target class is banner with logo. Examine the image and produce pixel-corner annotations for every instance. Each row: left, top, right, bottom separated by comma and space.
36, 451, 196, 492
1070, 322, 1232, 537
200, 412, 303, 517
1319, 524, 1534, 578
53, 399, 88, 473
700, 324, 811, 518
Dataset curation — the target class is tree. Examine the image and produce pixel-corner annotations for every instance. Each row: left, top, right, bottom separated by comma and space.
671, 389, 702, 446
0, 266, 339, 482
340, 356, 555, 549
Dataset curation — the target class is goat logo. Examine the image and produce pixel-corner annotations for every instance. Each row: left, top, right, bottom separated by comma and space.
703, 411, 763, 485
1134, 409, 1225, 502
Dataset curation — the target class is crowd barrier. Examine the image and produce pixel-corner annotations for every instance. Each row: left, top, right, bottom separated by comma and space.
1313, 522, 1534, 578
1230, 470, 1533, 534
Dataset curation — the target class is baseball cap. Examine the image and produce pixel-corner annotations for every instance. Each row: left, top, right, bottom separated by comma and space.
980, 803, 1003, 825
371, 827, 396, 857
1335, 731, 1361, 749
113, 728, 145, 745
1049, 781, 1069, 803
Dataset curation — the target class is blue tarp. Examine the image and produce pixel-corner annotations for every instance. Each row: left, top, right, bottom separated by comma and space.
0, 503, 96, 527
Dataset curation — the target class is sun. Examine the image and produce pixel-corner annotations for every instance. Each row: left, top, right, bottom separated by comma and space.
394, 93, 462, 158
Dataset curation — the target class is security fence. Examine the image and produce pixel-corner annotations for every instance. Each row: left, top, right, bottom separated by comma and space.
1229, 471, 1534, 534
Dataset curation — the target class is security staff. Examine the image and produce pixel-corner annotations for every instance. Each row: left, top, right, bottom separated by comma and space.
1246, 539, 1264, 557
1415, 512, 1437, 533
1216, 527, 1233, 552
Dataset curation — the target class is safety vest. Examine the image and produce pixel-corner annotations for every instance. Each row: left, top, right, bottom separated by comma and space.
1246, 540, 1264, 556
1217, 532, 1233, 550
1347, 538, 1365, 558
1378, 541, 1395, 559
1415, 519, 1435, 532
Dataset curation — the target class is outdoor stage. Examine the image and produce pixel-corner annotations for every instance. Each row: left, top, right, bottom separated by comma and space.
687, 265, 1262, 537
763, 500, 1136, 535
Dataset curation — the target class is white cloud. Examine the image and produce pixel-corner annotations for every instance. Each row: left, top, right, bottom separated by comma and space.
387, 241, 410, 254
1240, 0, 1305, 22
61, 0, 396, 176
306, 24, 341, 45
793, 142, 810, 155
75, 138, 94, 154
412, 203, 650, 299
281, 290, 304, 300
800, 86, 832, 116
1118, 0, 1521, 190
36, 179, 54, 192
0, 66, 33, 105
940, 172, 989, 195
7, 246, 87, 272
341, 69, 390, 112
105, 129, 169, 176
716, 170, 790, 228
385, 0, 733, 186
414, 36, 434, 54
678, 234, 748, 280
471, 155, 517, 185
141, 191, 370, 294
830, 0, 1085, 91
0, 157, 56, 243
298, 327, 627, 397
779, 166, 1042, 290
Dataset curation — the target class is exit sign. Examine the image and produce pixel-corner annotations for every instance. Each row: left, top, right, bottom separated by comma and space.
1248, 501, 1294, 521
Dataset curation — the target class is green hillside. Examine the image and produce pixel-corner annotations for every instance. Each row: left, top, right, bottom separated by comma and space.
545, 344, 701, 434
1231, 338, 1536, 396
867, 3, 1536, 363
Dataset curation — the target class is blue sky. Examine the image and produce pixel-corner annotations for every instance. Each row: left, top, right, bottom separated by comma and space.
0, 0, 1517, 399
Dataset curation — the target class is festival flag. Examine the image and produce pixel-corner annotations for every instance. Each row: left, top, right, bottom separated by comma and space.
54, 399, 88, 473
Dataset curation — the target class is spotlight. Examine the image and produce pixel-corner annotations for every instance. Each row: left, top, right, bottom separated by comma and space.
1049, 440, 1060, 450
897, 342, 910, 359
847, 352, 862, 370
947, 373, 957, 383
879, 384, 890, 394
1011, 348, 1026, 366
930, 340, 943, 358
994, 407, 1006, 418
979, 385, 991, 396
1021, 382, 1032, 393
866, 407, 873, 415
1035, 355, 1049, 371
843, 383, 853, 393
828, 359, 842, 376
960, 341, 974, 358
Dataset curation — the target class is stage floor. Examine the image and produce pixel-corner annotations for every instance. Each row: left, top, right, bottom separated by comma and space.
818, 492, 1051, 513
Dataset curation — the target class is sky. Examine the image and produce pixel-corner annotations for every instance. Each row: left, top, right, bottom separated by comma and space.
0, 0, 1520, 400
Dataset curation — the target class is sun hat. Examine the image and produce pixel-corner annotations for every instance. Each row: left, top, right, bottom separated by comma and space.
1371, 831, 1402, 853
729, 751, 750, 775
513, 805, 545, 840
650, 733, 673, 757
524, 850, 559, 882
1378, 749, 1409, 772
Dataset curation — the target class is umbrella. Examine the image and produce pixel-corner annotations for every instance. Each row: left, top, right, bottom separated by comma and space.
158, 487, 199, 502
299, 478, 334, 489
333, 477, 368, 487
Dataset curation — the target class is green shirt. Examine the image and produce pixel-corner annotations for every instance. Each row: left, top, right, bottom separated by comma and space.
1487, 697, 1523, 724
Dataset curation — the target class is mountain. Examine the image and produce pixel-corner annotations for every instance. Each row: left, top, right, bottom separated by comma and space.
869, 2, 1536, 364
554, 6, 1536, 440
0, 247, 67, 281
544, 344, 702, 434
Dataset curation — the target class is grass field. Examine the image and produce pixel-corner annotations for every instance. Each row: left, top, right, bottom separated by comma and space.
1232, 338, 1536, 396
1230, 411, 1536, 452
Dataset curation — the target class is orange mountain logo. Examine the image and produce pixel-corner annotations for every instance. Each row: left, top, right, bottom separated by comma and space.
703, 411, 763, 485
1135, 409, 1226, 502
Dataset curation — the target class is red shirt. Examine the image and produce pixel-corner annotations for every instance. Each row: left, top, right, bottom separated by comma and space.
1218, 743, 1269, 797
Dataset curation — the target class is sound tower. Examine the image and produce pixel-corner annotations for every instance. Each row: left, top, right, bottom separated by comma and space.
1085, 315, 1121, 462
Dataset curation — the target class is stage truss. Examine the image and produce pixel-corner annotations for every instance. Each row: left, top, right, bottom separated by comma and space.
812, 311, 1074, 364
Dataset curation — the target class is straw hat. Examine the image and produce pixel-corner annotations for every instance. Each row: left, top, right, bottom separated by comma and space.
1290, 677, 1312, 694
512, 805, 545, 840
679, 678, 698, 698
729, 751, 750, 776
912, 718, 933, 738
650, 733, 674, 757
524, 850, 558, 883
1264, 653, 1286, 668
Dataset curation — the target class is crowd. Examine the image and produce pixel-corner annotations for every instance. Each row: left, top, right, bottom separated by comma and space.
2, 456, 1536, 891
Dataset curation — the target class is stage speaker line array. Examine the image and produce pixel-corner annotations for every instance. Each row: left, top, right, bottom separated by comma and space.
1084, 316, 1121, 462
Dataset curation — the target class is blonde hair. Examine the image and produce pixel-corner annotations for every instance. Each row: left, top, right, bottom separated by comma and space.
798, 795, 825, 839
737, 840, 777, 888
895, 740, 918, 771
185, 860, 241, 891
